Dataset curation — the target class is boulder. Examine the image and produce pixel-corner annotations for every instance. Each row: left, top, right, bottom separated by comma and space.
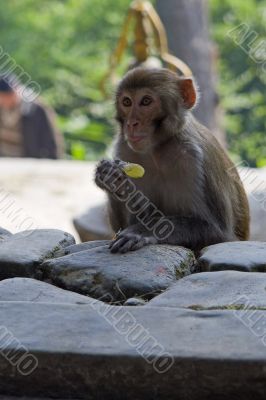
40, 241, 195, 302
73, 203, 112, 242
148, 270, 266, 309
197, 241, 266, 272
0, 229, 75, 280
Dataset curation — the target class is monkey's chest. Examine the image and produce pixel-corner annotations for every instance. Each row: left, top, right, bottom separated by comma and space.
134, 172, 198, 215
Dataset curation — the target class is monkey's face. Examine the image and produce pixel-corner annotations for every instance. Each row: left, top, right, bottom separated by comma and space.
116, 88, 165, 153
116, 68, 198, 154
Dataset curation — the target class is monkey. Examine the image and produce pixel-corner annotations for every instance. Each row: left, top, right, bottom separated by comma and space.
95, 67, 250, 254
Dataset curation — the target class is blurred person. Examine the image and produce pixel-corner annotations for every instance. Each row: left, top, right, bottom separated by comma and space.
0, 74, 63, 158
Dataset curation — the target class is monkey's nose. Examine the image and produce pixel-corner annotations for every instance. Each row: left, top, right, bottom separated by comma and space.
127, 120, 139, 132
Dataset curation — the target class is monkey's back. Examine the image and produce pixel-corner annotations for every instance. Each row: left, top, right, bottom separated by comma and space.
194, 120, 250, 241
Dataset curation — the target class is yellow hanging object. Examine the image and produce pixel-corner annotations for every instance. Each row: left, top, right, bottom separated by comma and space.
122, 163, 145, 178
100, 0, 192, 96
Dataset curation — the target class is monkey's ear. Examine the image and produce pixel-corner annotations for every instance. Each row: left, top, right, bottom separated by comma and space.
178, 78, 197, 109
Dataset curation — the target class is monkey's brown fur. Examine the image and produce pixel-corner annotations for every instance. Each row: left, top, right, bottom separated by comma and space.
95, 68, 249, 253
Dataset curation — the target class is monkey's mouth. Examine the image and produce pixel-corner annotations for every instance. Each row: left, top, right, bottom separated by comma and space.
127, 135, 147, 144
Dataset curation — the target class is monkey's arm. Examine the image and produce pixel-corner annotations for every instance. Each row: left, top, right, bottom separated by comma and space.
94, 159, 133, 232
107, 195, 128, 233
109, 216, 235, 254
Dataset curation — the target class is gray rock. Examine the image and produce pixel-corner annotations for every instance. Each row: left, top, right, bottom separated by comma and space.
0, 302, 266, 399
0, 229, 75, 280
0, 227, 12, 240
73, 203, 112, 242
148, 270, 266, 309
124, 297, 146, 306
0, 277, 102, 305
40, 241, 195, 302
197, 241, 266, 272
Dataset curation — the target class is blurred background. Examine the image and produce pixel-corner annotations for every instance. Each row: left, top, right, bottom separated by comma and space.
0, 0, 265, 166
0, 0, 265, 242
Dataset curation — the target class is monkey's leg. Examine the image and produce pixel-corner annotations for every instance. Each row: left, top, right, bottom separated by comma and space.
155, 216, 235, 251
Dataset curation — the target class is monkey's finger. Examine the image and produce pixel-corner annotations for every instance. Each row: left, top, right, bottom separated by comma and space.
119, 238, 139, 253
109, 237, 128, 253
114, 159, 124, 167
97, 159, 115, 174
95, 172, 106, 187
109, 230, 124, 244
130, 238, 146, 251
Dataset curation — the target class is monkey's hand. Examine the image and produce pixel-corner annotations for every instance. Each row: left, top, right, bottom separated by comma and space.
109, 225, 157, 253
95, 159, 135, 199
95, 159, 126, 192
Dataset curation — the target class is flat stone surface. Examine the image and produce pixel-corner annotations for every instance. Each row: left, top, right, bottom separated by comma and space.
148, 271, 266, 309
0, 278, 102, 305
0, 302, 266, 399
197, 241, 266, 272
0, 229, 75, 280
40, 241, 195, 302
0, 158, 106, 242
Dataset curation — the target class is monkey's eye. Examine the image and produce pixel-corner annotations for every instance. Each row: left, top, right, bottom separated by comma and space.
140, 96, 152, 106
122, 97, 132, 107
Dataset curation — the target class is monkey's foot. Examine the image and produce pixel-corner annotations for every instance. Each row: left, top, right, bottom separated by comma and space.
109, 230, 157, 253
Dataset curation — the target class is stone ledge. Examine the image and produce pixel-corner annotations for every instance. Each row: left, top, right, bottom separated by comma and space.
0, 302, 266, 399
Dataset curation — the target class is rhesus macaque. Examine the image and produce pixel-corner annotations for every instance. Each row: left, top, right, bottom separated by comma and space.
95, 68, 249, 253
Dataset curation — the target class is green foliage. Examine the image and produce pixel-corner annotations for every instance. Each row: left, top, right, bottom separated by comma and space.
210, 0, 266, 167
0, 0, 265, 164
0, 0, 131, 160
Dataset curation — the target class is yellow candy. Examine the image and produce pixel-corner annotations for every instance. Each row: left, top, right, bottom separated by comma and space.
122, 163, 145, 178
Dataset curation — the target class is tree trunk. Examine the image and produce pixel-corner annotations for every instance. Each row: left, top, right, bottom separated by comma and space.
156, 0, 225, 145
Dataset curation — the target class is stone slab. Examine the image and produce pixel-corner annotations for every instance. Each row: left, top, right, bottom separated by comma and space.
0, 303, 266, 399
